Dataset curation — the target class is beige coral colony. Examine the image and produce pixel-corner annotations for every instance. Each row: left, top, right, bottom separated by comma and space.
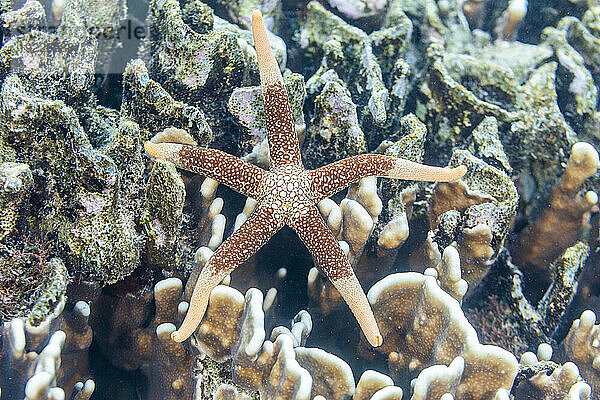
2, 0, 600, 400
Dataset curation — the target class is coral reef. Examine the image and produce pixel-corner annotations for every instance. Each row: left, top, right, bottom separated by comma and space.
1, 0, 599, 398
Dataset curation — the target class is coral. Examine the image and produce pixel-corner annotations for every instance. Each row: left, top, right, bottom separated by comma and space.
211, 14, 286, 82
146, 0, 251, 146
489, 240, 592, 354
143, 157, 186, 269
181, 1, 214, 34
0, 247, 67, 327
562, 309, 600, 397
305, 115, 428, 317
0, 298, 94, 399
341, 177, 382, 263
23, 257, 69, 328
494, 0, 528, 41
303, 79, 367, 169
2, 0, 600, 399
513, 142, 598, 275
537, 242, 590, 336
212, 384, 254, 400
367, 272, 519, 399
204, 0, 282, 31
228, 73, 306, 159
541, 14, 599, 143
151, 286, 195, 400
0, 3, 96, 102
354, 370, 401, 400
121, 59, 213, 145
270, 310, 312, 348
196, 285, 246, 361
326, 0, 388, 20
0, 10, 144, 283
521, 362, 591, 400
411, 356, 464, 400
467, 116, 512, 174
294, 347, 354, 400
200, 286, 313, 399
424, 245, 468, 303
514, 343, 591, 400
300, 1, 412, 137
95, 273, 521, 400
417, 25, 579, 220
373, 114, 426, 256
90, 276, 195, 399
0, 0, 45, 42
62, 0, 127, 73
148, 0, 246, 93
427, 150, 518, 289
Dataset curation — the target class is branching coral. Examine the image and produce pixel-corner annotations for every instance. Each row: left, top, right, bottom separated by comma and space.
0, 297, 94, 399
513, 142, 598, 275
562, 310, 600, 398
515, 343, 591, 400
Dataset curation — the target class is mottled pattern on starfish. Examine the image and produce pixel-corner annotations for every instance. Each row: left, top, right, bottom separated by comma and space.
144, 10, 467, 347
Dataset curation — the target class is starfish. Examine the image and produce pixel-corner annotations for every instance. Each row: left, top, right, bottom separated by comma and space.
144, 10, 467, 347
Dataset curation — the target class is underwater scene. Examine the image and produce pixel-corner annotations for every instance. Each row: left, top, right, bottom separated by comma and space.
0, 0, 599, 399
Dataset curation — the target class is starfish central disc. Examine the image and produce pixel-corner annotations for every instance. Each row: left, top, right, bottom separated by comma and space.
259, 165, 313, 223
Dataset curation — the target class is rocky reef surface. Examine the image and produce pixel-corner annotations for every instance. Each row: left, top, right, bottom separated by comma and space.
0, 0, 599, 399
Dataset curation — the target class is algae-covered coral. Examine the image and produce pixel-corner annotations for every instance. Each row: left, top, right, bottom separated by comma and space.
0, 0, 599, 399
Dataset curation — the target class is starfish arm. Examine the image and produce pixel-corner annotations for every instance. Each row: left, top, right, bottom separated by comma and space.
290, 206, 383, 347
252, 10, 302, 168
145, 141, 266, 199
172, 203, 282, 342
308, 154, 467, 201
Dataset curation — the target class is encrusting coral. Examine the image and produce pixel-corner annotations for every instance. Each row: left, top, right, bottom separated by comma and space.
0, 0, 146, 284
0, 162, 32, 240
143, 156, 186, 269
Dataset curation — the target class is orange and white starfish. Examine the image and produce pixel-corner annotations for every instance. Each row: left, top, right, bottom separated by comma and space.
145, 10, 467, 347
